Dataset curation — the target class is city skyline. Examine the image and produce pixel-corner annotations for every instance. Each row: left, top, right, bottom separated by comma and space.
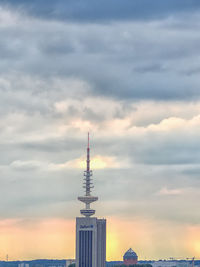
0, 0, 200, 262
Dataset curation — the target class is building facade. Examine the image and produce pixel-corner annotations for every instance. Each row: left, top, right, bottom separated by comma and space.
76, 134, 106, 267
76, 217, 106, 267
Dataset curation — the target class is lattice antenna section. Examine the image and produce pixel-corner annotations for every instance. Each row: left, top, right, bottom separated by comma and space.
78, 133, 98, 217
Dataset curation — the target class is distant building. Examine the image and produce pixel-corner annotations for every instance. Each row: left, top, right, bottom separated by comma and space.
16, 260, 73, 267
152, 261, 189, 267
18, 263, 29, 267
123, 248, 138, 266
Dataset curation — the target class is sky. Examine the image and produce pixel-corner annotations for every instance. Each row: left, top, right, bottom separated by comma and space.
0, 0, 200, 261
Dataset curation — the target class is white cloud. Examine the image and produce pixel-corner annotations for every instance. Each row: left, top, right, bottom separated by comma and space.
157, 187, 183, 196
0, 6, 20, 27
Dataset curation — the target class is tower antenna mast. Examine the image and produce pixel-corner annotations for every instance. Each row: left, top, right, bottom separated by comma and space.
78, 133, 98, 217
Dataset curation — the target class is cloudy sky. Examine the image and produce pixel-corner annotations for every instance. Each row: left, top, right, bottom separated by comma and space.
0, 0, 200, 261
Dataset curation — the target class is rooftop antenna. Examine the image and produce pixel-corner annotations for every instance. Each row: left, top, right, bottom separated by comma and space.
78, 133, 98, 217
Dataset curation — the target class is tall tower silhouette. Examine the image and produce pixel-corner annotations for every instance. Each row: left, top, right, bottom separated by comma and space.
78, 133, 98, 217
76, 134, 106, 267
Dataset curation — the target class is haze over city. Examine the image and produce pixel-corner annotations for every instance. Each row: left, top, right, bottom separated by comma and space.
0, 0, 200, 262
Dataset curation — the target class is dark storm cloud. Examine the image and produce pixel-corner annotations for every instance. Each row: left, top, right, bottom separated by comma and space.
133, 63, 167, 73
0, 8, 200, 101
2, 0, 200, 22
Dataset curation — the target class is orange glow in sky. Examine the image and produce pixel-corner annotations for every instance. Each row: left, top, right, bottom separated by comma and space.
74, 155, 119, 169
1, 217, 200, 261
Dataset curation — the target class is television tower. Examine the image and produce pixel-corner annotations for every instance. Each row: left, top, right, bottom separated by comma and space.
76, 133, 106, 267
78, 133, 98, 217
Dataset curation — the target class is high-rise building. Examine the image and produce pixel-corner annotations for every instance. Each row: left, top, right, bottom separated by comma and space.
76, 134, 106, 267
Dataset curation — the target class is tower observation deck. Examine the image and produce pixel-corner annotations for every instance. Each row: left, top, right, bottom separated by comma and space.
78, 133, 98, 217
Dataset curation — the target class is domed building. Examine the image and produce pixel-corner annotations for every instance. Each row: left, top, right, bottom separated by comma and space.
123, 248, 138, 266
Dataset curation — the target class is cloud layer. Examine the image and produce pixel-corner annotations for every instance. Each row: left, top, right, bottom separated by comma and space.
0, 1, 199, 260
2, 0, 200, 22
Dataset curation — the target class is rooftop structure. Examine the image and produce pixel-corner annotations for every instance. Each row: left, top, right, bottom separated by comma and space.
123, 248, 138, 266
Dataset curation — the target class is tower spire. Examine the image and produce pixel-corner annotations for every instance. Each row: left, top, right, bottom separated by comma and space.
87, 132, 90, 173
78, 133, 98, 217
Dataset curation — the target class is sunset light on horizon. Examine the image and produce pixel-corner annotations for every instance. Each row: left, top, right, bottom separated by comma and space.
0, 216, 200, 261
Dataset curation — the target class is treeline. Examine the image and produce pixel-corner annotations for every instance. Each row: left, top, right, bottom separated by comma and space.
69, 264, 152, 267
114, 264, 152, 267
